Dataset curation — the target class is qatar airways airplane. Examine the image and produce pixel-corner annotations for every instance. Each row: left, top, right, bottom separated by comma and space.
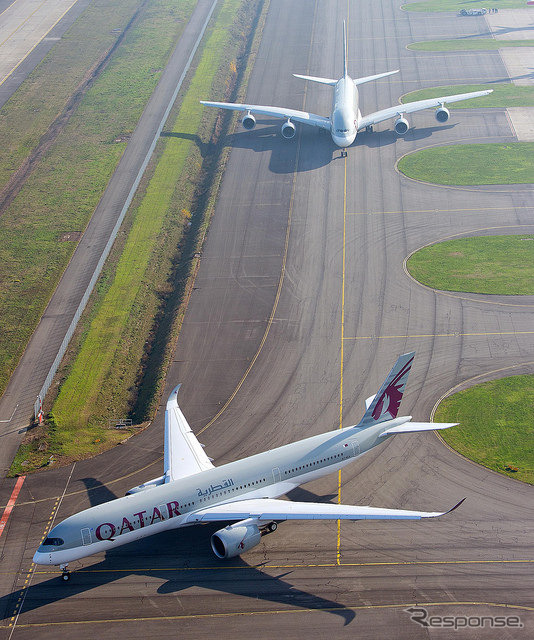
201, 22, 492, 155
34, 352, 464, 581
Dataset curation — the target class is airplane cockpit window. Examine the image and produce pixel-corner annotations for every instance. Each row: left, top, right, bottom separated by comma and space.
43, 537, 65, 546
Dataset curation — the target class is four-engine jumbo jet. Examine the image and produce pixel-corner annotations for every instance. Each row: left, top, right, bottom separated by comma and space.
201, 22, 492, 155
34, 352, 464, 581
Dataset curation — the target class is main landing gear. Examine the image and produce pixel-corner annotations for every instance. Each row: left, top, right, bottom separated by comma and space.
261, 521, 278, 536
366, 125, 373, 133
60, 564, 71, 581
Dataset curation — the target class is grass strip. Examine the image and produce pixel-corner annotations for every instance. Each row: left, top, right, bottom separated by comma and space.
407, 235, 534, 294
408, 39, 534, 51
397, 143, 534, 185
49, 0, 257, 459
403, 1, 526, 12
402, 83, 534, 108
436, 375, 534, 485
0, 0, 196, 397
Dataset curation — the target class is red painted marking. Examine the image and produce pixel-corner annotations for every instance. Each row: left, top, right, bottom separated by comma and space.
0, 476, 26, 538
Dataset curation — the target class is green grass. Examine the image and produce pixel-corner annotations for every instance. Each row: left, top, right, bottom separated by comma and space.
402, 83, 534, 108
403, 0, 526, 12
407, 235, 534, 294
408, 38, 534, 51
50, 0, 256, 457
436, 375, 534, 484
0, 0, 196, 397
397, 143, 534, 185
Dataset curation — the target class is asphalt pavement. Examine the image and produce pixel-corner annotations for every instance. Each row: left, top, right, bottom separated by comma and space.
0, 0, 533, 637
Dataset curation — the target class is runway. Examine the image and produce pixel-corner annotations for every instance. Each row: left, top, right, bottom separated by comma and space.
1, 0, 533, 637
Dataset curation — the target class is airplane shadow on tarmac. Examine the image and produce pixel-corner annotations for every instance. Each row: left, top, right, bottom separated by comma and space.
0, 478, 355, 626
164, 120, 457, 174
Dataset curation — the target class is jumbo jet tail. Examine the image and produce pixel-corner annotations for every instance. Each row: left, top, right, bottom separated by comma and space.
343, 19, 348, 77
355, 352, 457, 435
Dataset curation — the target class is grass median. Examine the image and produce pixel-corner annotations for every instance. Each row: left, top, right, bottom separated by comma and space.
408, 38, 534, 51
402, 83, 534, 108
436, 375, 534, 485
407, 235, 534, 294
13, 0, 264, 468
397, 143, 534, 185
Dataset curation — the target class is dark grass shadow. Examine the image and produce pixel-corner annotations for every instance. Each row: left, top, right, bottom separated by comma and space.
0, 482, 355, 626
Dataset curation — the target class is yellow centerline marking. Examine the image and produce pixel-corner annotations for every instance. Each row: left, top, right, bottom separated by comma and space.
7, 600, 534, 628
7, 464, 76, 631
344, 331, 534, 340
18, 558, 533, 576
337, 0, 350, 569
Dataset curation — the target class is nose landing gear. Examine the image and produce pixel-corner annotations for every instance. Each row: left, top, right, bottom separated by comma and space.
60, 564, 71, 581
341, 148, 347, 158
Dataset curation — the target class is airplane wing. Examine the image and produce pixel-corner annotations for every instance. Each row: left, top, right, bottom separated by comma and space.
186, 497, 465, 523
200, 101, 331, 130
357, 89, 492, 131
164, 385, 214, 482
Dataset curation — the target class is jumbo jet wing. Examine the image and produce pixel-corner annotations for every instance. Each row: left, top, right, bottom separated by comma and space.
357, 89, 492, 131
186, 497, 466, 523
164, 384, 214, 482
200, 101, 331, 130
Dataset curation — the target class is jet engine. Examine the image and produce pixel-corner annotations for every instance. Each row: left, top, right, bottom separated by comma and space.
211, 521, 261, 559
435, 106, 450, 123
281, 120, 296, 139
394, 116, 409, 135
242, 112, 256, 130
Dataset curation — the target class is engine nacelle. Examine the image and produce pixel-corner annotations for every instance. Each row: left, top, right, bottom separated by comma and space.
394, 116, 409, 135
435, 106, 450, 123
242, 112, 256, 130
281, 120, 296, 139
126, 474, 165, 495
211, 522, 261, 559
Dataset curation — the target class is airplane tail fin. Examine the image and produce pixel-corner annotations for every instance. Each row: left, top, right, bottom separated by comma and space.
357, 352, 415, 427
343, 20, 348, 77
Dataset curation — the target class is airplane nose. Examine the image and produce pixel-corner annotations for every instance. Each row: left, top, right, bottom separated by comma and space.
32, 550, 50, 565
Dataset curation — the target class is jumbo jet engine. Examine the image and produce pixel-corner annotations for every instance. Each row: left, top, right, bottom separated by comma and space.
242, 111, 256, 130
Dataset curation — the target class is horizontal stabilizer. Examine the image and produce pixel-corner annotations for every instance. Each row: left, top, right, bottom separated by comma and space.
380, 421, 457, 437
293, 74, 337, 86
353, 69, 399, 86
186, 497, 465, 523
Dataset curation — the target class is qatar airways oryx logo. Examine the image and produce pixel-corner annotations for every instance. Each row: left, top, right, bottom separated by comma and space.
94, 501, 181, 541
371, 356, 413, 421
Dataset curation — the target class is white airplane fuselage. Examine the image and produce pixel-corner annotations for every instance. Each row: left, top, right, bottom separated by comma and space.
330, 76, 359, 148
33, 419, 389, 566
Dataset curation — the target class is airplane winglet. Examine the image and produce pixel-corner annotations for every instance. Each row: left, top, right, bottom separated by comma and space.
444, 497, 467, 515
